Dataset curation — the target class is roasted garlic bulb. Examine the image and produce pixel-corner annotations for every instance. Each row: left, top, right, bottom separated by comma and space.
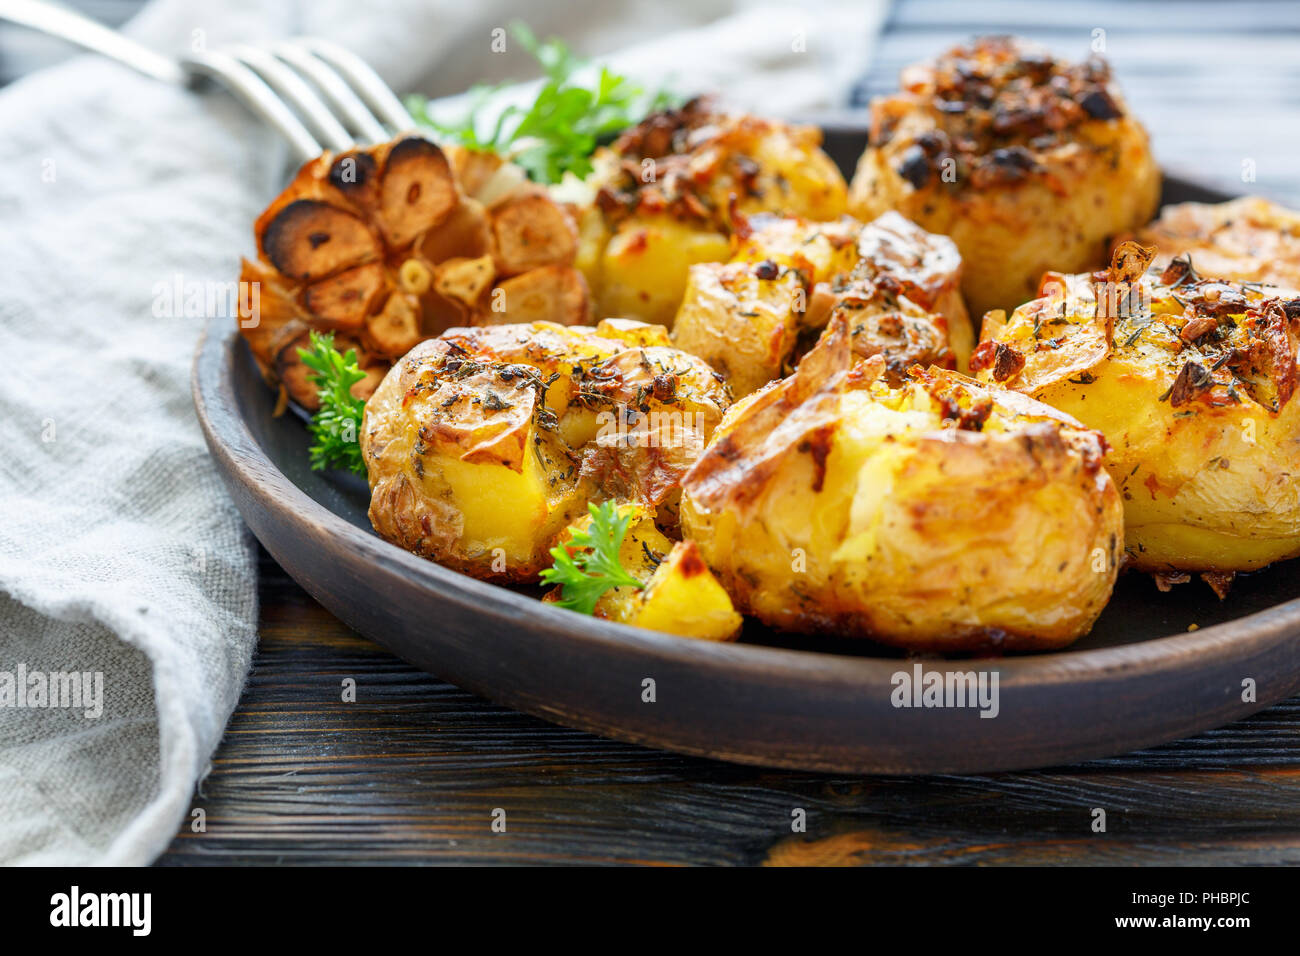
239, 136, 589, 409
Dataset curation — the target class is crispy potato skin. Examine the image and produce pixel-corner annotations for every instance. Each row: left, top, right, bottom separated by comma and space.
544, 505, 742, 640
974, 250, 1300, 572
1133, 197, 1300, 292
671, 212, 972, 399
238, 137, 590, 407
680, 317, 1122, 652
362, 321, 729, 581
575, 98, 848, 327
848, 36, 1160, 319
671, 258, 807, 399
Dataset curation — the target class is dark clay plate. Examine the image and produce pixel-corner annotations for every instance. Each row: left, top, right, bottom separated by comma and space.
192, 125, 1300, 773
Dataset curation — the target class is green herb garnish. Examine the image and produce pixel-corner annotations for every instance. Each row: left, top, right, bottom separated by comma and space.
540, 501, 644, 614
406, 22, 677, 184
298, 331, 367, 476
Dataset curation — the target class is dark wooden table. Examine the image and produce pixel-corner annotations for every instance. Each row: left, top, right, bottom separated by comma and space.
160, 0, 1300, 865
157, 550, 1300, 865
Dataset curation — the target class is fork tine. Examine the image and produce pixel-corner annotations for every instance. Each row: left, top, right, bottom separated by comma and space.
228, 44, 354, 152
293, 36, 415, 134
183, 48, 321, 161
275, 41, 388, 144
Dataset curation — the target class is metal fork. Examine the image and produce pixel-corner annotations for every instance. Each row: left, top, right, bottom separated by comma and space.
0, 0, 416, 160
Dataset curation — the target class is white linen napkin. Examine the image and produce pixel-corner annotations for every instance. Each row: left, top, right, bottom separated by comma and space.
0, 0, 887, 865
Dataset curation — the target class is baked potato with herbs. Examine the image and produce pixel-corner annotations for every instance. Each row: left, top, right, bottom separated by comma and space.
239, 136, 590, 410
361, 319, 730, 580
848, 35, 1160, 319
973, 242, 1300, 577
571, 97, 849, 328
544, 504, 742, 641
1133, 196, 1300, 291
671, 211, 972, 398
679, 315, 1123, 652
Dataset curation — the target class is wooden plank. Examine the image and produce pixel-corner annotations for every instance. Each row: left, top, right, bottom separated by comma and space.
158, 549, 1300, 865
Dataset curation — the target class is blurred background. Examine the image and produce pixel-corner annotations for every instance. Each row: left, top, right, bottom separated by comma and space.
2, 0, 1298, 200
851, 0, 1300, 203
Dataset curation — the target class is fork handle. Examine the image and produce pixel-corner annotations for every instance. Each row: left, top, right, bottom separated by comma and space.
0, 0, 186, 83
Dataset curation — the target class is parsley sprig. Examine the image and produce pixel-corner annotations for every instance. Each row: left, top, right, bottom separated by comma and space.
540, 501, 645, 614
298, 331, 367, 476
406, 22, 677, 184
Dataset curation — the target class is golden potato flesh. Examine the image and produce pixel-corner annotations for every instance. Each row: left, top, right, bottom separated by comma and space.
1134, 196, 1300, 291
544, 504, 742, 641
573, 97, 848, 328
671, 212, 972, 399
974, 243, 1300, 574
238, 136, 590, 409
362, 321, 730, 581
679, 315, 1123, 652
848, 35, 1160, 319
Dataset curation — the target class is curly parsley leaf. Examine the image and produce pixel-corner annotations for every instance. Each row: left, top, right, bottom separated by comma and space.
406, 22, 678, 184
298, 331, 367, 476
540, 501, 645, 615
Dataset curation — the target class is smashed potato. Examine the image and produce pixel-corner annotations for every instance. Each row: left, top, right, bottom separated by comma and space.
361, 320, 730, 580
571, 97, 848, 327
544, 504, 742, 641
974, 242, 1300, 575
671, 211, 972, 398
848, 35, 1160, 319
239, 136, 589, 410
680, 315, 1123, 652
1134, 196, 1300, 292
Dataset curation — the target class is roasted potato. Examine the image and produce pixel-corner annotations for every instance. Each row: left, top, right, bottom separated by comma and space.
848, 35, 1160, 319
679, 315, 1123, 652
1133, 196, 1300, 291
973, 242, 1300, 575
672, 211, 972, 398
544, 504, 742, 641
238, 136, 590, 409
572, 97, 849, 327
362, 320, 730, 580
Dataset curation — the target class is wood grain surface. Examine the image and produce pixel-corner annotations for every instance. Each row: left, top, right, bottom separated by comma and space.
161, 0, 1300, 864
157, 549, 1300, 865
